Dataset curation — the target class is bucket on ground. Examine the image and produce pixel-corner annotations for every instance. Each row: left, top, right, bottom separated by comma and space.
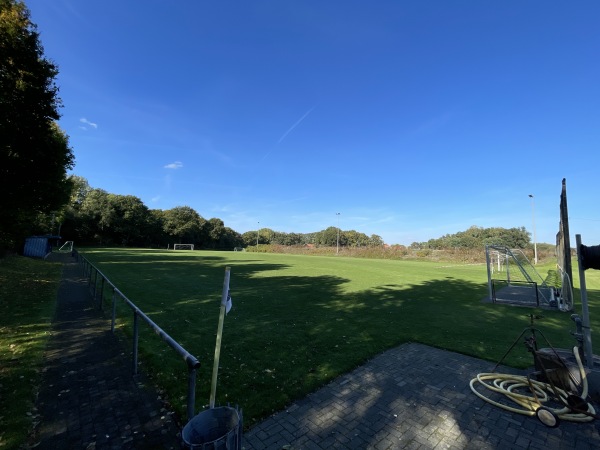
182, 406, 242, 450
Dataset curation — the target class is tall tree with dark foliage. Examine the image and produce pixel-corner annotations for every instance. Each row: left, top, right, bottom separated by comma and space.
0, 0, 74, 251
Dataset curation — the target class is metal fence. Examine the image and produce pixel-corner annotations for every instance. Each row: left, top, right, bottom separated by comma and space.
75, 250, 201, 420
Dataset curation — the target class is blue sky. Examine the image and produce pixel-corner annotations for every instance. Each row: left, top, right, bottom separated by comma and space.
26, 1, 600, 245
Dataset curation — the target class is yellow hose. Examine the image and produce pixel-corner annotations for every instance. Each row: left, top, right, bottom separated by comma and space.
469, 346, 595, 423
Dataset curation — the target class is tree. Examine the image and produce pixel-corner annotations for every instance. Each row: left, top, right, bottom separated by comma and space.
369, 234, 384, 247
162, 206, 205, 245
147, 209, 167, 247
68, 175, 92, 207
0, 0, 74, 250
53, 176, 96, 243
78, 189, 114, 244
315, 227, 344, 247
258, 227, 274, 244
242, 231, 258, 247
105, 194, 154, 246
218, 227, 244, 249
418, 225, 531, 250
270, 231, 305, 246
206, 218, 225, 248
344, 230, 370, 247
38, 175, 91, 239
285, 232, 306, 246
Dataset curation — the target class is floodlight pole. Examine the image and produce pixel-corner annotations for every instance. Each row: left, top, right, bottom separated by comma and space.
528, 194, 538, 264
336, 212, 341, 255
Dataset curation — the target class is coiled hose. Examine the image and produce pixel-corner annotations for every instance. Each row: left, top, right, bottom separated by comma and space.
469, 346, 596, 424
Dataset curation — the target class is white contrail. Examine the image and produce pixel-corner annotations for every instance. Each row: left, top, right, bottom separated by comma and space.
260, 107, 315, 162
277, 107, 314, 144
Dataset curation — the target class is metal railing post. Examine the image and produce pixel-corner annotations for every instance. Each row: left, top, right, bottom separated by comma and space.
111, 288, 117, 333
93, 270, 98, 301
99, 278, 105, 309
133, 310, 139, 375
188, 367, 197, 420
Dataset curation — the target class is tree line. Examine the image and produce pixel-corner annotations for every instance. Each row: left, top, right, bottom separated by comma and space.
40, 176, 384, 250
242, 227, 384, 248
410, 225, 532, 250
44, 181, 530, 252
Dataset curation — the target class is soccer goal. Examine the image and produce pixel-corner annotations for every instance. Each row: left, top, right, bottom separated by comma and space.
485, 245, 554, 308
173, 243, 194, 250
58, 241, 74, 252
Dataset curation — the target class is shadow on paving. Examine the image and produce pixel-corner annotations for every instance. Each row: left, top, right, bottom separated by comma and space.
244, 343, 600, 449
28, 254, 182, 449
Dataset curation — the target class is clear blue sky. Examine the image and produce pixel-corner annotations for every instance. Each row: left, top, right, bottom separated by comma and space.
26, 1, 600, 245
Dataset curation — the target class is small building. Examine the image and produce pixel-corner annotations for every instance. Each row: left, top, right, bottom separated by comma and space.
23, 235, 61, 258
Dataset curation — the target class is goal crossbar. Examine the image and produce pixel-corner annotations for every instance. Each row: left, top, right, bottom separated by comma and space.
173, 244, 194, 250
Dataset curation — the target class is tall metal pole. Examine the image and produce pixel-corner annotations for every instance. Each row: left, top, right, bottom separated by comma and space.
485, 246, 493, 301
336, 212, 340, 255
528, 194, 538, 264
257, 221, 259, 246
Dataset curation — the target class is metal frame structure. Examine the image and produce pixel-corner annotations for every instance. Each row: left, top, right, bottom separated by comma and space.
485, 245, 556, 308
174, 243, 195, 250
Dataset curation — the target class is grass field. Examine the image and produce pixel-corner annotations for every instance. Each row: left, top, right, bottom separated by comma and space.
80, 247, 600, 427
0, 256, 62, 448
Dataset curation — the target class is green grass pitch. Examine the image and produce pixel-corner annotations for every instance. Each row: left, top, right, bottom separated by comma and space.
81, 248, 600, 427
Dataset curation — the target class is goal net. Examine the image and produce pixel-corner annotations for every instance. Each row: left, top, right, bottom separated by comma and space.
173, 244, 194, 250
485, 245, 553, 307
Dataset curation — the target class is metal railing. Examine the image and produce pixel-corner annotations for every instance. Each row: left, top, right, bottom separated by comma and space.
75, 250, 201, 420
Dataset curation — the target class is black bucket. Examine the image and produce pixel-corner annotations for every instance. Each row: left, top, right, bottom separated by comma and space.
182, 406, 243, 449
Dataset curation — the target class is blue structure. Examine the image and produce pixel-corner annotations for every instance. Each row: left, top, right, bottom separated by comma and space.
23, 235, 61, 258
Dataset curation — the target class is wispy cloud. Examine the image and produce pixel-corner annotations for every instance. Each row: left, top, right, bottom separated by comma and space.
151, 196, 161, 202
278, 107, 315, 144
164, 161, 183, 169
79, 117, 98, 129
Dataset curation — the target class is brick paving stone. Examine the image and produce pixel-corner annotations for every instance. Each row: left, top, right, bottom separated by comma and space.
244, 341, 600, 449
27, 255, 182, 449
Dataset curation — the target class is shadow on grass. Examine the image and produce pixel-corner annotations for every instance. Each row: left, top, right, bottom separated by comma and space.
82, 250, 599, 439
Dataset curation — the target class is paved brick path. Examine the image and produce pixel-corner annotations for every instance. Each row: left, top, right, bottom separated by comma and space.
29, 253, 600, 449
30, 255, 181, 449
244, 343, 600, 449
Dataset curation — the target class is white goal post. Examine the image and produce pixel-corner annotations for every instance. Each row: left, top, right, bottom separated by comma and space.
58, 241, 74, 252
173, 244, 194, 250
